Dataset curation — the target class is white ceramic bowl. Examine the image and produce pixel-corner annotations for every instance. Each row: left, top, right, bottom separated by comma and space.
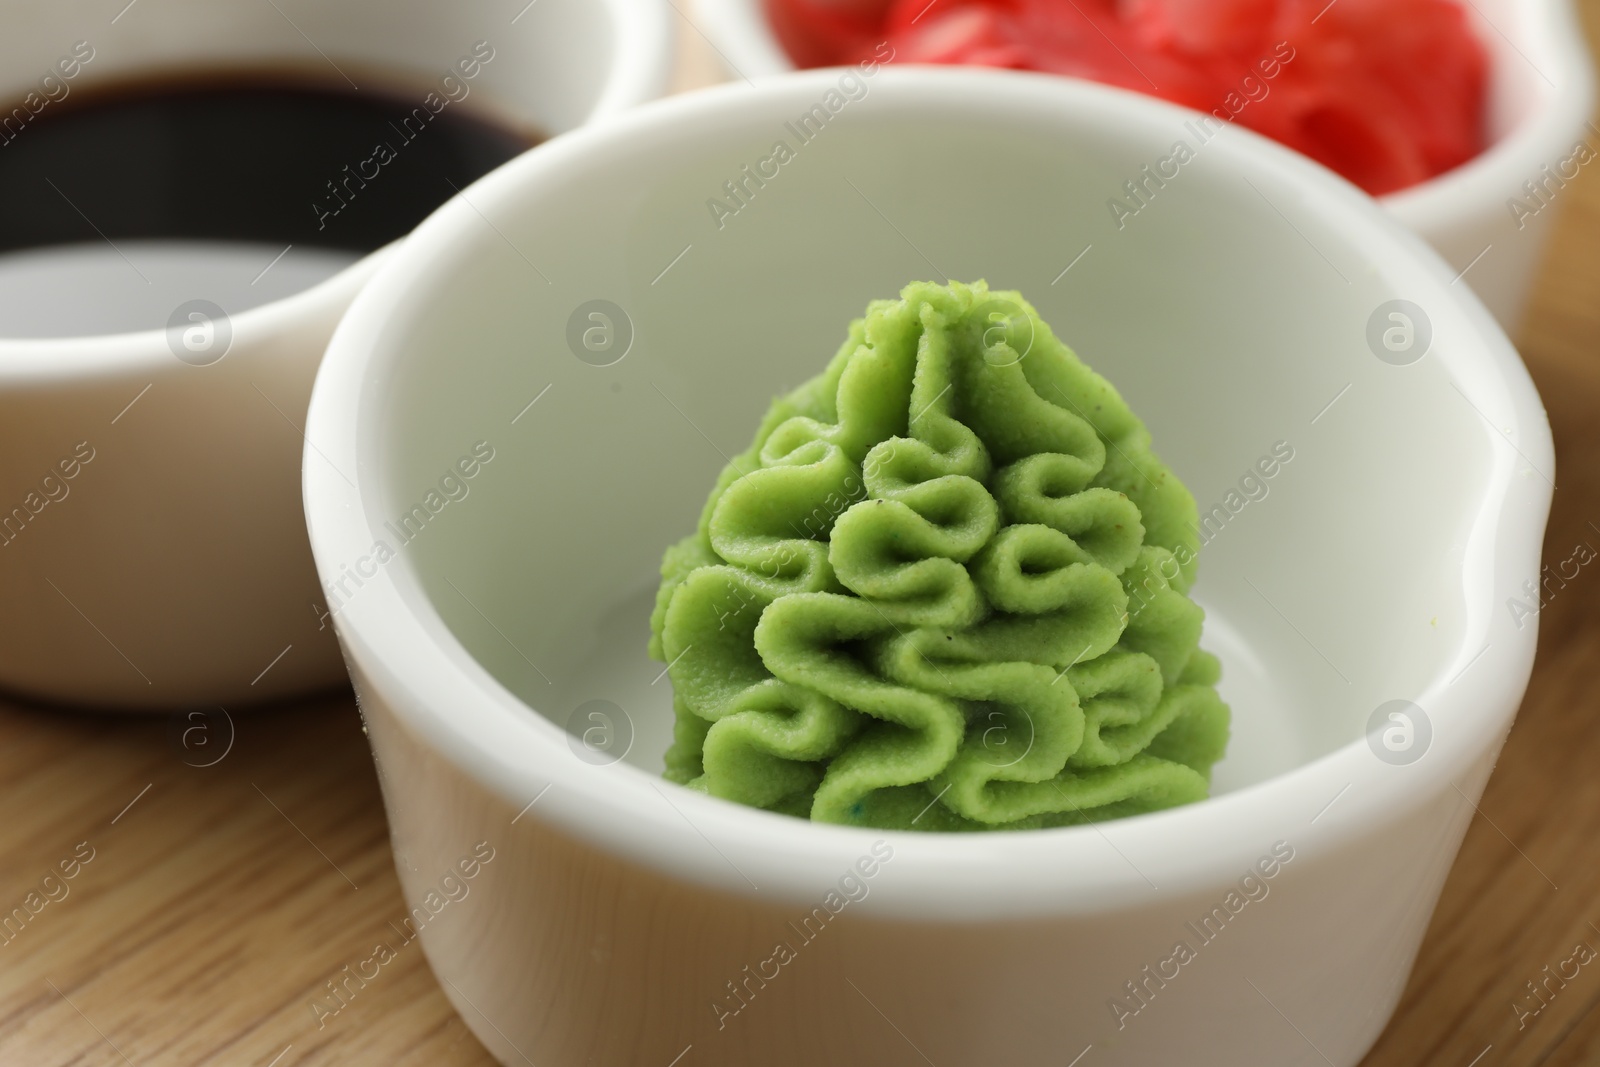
0, 0, 672, 709
696, 0, 1595, 330
305, 68, 1551, 1066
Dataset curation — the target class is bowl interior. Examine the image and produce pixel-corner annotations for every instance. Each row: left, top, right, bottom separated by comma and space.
350, 73, 1501, 801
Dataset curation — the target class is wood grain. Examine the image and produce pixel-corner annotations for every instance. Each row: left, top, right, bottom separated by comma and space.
2, 10, 1598, 1067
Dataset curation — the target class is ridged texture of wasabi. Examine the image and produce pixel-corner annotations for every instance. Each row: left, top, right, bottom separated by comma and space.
649, 281, 1229, 831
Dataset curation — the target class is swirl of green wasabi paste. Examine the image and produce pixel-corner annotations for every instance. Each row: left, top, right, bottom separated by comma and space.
648, 281, 1229, 831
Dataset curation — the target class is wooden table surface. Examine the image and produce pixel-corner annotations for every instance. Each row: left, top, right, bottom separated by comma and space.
4, 13, 1600, 1067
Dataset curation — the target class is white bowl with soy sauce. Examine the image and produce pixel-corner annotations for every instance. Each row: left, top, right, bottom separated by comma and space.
303, 68, 1551, 1065
0, 0, 672, 709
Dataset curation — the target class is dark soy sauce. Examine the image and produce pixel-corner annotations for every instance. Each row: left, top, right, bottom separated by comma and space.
0, 69, 539, 255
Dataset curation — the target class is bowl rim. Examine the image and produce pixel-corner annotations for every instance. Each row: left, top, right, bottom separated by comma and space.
0, 0, 675, 366
694, 0, 1597, 228
1381, 0, 1596, 228
305, 66, 1553, 919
